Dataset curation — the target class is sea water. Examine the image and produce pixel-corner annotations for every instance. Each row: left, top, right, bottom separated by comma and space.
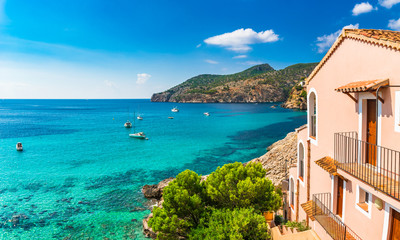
0, 99, 306, 239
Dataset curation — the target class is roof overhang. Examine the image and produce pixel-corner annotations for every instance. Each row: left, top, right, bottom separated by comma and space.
335, 79, 388, 103
334, 79, 389, 93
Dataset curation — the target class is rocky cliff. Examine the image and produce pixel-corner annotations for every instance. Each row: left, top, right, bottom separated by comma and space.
151, 63, 317, 103
249, 131, 297, 186
281, 83, 307, 110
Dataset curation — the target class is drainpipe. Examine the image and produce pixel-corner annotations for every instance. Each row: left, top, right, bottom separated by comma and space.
375, 85, 400, 145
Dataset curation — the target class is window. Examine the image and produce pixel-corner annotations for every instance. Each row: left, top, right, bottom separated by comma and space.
298, 142, 304, 181
356, 186, 372, 217
308, 90, 317, 139
290, 178, 295, 210
396, 91, 400, 132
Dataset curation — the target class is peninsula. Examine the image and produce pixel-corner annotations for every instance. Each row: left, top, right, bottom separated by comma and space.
151, 63, 317, 104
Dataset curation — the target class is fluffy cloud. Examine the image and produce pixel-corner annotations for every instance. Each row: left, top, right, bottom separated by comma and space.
242, 60, 263, 65
352, 2, 376, 15
233, 55, 247, 59
205, 59, 218, 64
388, 18, 400, 30
204, 28, 279, 52
379, 0, 400, 8
136, 73, 151, 84
316, 24, 359, 53
104, 80, 117, 88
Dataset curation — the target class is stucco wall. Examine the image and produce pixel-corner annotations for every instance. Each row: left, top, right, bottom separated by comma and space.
297, 36, 400, 240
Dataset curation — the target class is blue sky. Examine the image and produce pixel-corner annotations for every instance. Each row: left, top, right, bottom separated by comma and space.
0, 0, 399, 98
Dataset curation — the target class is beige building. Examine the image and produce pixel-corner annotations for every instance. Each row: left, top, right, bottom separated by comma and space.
287, 29, 400, 240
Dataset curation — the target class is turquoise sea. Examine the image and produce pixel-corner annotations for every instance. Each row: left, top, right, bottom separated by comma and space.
0, 99, 306, 239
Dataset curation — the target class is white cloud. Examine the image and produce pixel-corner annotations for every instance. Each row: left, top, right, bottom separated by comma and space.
205, 59, 218, 64
233, 55, 247, 59
204, 28, 279, 52
104, 80, 117, 88
352, 2, 376, 16
136, 73, 151, 84
379, 0, 400, 8
316, 24, 359, 53
196, 44, 201, 48
242, 60, 264, 65
388, 18, 400, 30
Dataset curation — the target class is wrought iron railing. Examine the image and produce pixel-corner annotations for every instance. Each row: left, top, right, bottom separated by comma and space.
313, 193, 347, 240
335, 132, 400, 201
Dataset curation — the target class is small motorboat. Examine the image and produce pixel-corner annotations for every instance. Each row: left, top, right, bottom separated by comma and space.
137, 116, 143, 120
203, 112, 210, 116
129, 132, 148, 140
16, 142, 23, 151
168, 116, 174, 119
171, 107, 179, 112
124, 120, 132, 128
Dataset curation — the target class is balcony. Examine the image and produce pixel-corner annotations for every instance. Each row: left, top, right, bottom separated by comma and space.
312, 193, 361, 240
334, 132, 400, 201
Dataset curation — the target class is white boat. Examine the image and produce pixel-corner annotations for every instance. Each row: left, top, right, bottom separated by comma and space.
130, 112, 147, 140
171, 107, 179, 112
16, 142, 23, 151
137, 116, 143, 120
129, 132, 147, 139
203, 112, 210, 116
168, 116, 174, 119
124, 120, 132, 128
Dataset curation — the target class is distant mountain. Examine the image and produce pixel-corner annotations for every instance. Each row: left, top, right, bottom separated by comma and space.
151, 63, 318, 103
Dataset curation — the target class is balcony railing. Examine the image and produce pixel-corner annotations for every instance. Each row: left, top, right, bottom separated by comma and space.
334, 132, 400, 201
312, 193, 361, 240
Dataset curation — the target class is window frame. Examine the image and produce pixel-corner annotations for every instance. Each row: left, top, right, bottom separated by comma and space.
307, 88, 318, 145
355, 185, 372, 218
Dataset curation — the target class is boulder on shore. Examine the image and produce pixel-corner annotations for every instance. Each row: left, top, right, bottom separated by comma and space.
142, 177, 174, 200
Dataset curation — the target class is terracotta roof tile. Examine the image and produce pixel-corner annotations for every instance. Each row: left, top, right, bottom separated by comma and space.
300, 200, 315, 221
315, 156, 337, 175
305, 29, 400, 85
335, 79, 389, 93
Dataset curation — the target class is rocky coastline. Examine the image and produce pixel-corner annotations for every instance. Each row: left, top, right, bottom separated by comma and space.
141, 131, 298, 238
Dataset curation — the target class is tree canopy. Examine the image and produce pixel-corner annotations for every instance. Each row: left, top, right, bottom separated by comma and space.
148, 162, 282, 240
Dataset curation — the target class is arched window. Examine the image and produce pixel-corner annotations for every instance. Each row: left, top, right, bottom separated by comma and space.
308, 91, 317, 139
299, 142, 304, 180
290, 178, 294, 208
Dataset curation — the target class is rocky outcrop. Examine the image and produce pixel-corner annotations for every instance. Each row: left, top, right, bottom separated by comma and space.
142, 177, 174, 200
281, 84, 307, 110
151, 79, 287, 103
151, 63, 318, 103
250, 131, 297, 186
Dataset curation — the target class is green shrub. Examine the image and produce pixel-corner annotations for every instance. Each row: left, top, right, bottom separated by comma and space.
295, 85, 303, 91
300, 90, 307, 99
274, 214, 284, 226
284, 220, 310, 232
189, 208, 270, 240
149, 162, 281, 239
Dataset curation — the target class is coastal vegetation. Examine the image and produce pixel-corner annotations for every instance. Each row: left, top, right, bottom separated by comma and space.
283, 220, 310, 232
148, 162, 281, 239
151, 63, 317, 104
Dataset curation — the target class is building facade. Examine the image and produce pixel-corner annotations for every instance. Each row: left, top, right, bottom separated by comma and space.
287, 29, 400, 240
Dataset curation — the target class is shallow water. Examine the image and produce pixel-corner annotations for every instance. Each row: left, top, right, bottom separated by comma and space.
0, 99, 306, 239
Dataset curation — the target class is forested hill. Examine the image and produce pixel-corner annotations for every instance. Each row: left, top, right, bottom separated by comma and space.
151, 63, 318, 103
